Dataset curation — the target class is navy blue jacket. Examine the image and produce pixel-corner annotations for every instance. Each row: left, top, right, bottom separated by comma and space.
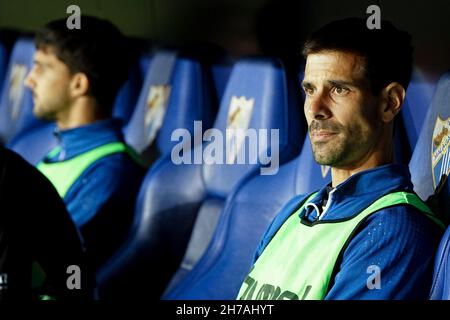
254, 164, 443, 299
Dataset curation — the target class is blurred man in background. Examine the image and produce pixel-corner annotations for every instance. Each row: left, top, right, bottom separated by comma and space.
24, 16, 145, 271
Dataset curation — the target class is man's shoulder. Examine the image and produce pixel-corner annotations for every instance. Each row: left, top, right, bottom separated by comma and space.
273, 193, 314, 223
66, 147, 145, 196
83, 146, 145, 176
358, 204, 443, 247
255, 192, 315, 260
369, 203, 442, 228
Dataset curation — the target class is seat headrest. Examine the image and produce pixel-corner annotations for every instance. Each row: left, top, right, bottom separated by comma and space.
124, 51, 216, 157
0, 37, 42, 144
112, 61, 143, 127
402, 69, 437, 148
203, 57, 302, 197
410, 72, 450, 220
156, 57, 216, 155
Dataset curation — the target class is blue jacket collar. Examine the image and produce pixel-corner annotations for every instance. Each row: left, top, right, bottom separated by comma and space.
52, 119, 124, 161
300, 164, 414, 222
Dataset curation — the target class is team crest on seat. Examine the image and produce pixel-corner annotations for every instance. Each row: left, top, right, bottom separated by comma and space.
144, 85, 171, 145
8, 63, 28, 120
431, 116, 450, 190
226, 95, 254, 164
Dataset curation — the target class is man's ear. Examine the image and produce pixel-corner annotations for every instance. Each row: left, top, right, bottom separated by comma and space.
69, 72, 89, 98
380, 82, 406, 123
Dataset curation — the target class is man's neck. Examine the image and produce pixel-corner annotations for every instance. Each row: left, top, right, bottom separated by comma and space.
56, 98, 108, 130
331, 162, 391, 188
331, 139, 394, 187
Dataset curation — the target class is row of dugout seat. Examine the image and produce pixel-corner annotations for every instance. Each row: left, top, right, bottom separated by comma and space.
0, 34, 449, 300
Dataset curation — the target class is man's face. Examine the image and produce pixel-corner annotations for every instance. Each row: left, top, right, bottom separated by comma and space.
302, 51, 382, 168
24, 47, 73, 120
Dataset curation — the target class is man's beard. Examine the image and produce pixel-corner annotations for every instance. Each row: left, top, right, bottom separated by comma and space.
33, 104, 57, 121
309, 119, 366, 167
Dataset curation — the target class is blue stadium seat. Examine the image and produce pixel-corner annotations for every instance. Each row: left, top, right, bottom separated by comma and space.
402, 69, 437, 148
138, 50, 152, 80
411, 72, 450, 299
7, 122, 57, 165
163, 134, 328, 299
111, 61, 143, 127
97, 57, 303, 300
123, 50, 218, 165
395, 69, 438, 164
211, 62, 233, 101
0, 37, 46, 144
410, 72, 450, 222
112, 46, 153, 127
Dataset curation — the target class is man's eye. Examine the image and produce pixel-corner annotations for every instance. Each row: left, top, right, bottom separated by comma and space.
303, 87, 315, 96
333, 86, 349, 95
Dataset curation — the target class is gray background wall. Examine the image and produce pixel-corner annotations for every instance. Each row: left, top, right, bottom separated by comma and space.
1, 0, 449, 79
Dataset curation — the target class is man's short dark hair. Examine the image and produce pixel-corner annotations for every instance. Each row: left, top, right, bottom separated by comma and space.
35, 16, 131, 112
303, 17, 413, 94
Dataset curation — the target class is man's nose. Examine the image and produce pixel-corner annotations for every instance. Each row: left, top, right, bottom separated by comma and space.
306, 93, 332, 120
24, 68, 34, 89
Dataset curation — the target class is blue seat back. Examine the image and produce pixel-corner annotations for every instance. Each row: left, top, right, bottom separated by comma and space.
211, 63, 232, 102
7, 122, 57, 165
163, 134, 328, 299
410, 72, 450, 213
124, 51, 217, 161
111, 61, 144, 127
0, 37, 46, 144
203, 58, 302, 197
402, 69, 437, 148
412, 72, 450, 300
395, 69, 438, 164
